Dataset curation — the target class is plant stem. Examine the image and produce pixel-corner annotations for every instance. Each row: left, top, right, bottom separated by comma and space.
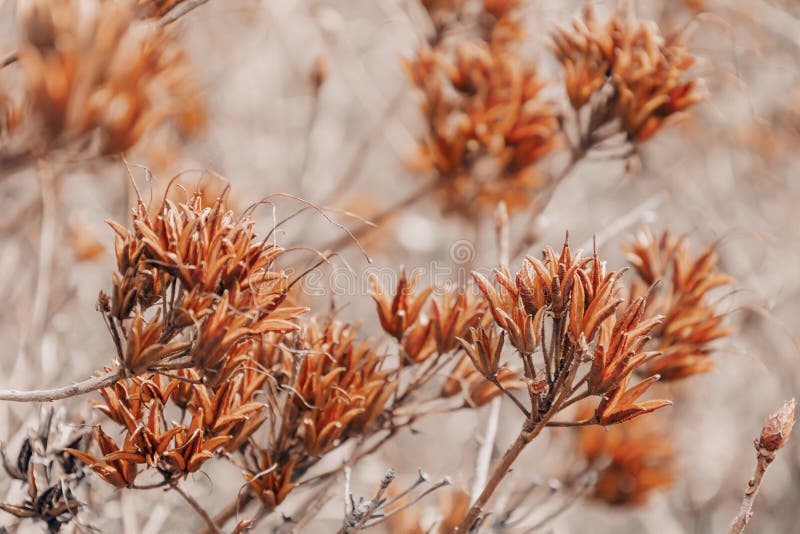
0, 51, 17, 68
490, 377, 531, 418
158, 0, 211, 26
203, 493, 254, 534
457, 418, 547, 532
173, 483, 221, 534
0, 368, 123, 402
729, 453, 774, 534
471, 396, 502, 501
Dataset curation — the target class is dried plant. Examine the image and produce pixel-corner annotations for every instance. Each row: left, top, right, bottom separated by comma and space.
404, 37, 561, 217
0, 0, 204, 175
553, 5, 704, 142
624, 229, 733, 379
577, 411, 675, 506
1, 1, 793, 533
0, 409, 89, 533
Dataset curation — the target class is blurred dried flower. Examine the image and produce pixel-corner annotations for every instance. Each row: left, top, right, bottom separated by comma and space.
404, 39, 561, 216
553, 6, 704, 141
1, 0, 204, 170
624, 229, 732, 380
578, 413, 675, 506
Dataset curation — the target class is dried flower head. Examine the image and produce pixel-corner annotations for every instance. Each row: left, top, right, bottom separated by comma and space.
624, 229, 732, 380
578, 412, 675, 506
459, 326, 505, 378
404, 39, 561, 216
370, 271, 433, 341
1, 0, 204, 169
471, 235, 670, 425
553, 7, 704, 141
68, 365, 266, 486
105, 189, 305, 379
291, 318, 395, 455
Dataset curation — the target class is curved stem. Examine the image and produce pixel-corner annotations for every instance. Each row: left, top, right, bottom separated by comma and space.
0, 368, 123, 403
490, 377, 531, 418
173, 482, 221, 534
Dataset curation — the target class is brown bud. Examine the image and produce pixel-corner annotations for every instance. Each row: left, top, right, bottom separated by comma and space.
758, 398, 796, 453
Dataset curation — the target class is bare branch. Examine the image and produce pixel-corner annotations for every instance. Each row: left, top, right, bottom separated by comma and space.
0, 368, 123, 403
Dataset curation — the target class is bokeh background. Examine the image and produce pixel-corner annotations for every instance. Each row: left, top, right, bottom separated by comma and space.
1, 0, 799, 532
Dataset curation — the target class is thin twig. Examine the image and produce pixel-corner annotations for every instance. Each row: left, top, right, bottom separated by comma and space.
495, 381, 531, 419
526, 474, 594, 531
729, 454, 772, 534
730, 398, 796, 533
319, 178, 444, 253
545, 418, 595, 428
471, 397, 501, 501
0, 51, 18, 69
470, 204, 513, 501
158, 0, 211, 26
173, 483, 221, 534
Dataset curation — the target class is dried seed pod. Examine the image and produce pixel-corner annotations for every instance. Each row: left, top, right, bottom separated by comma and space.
459, 327, 505, 378
370, 271, 432, 340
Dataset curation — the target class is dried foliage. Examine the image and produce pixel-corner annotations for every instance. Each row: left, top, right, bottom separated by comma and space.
553, 6, 704, 141
578, 413, 675, 506
624, 229, 733, 379
0, 1, 787, 533
0, 0, 203, 174
404, 2, 561, 217
0, 409, 89, 532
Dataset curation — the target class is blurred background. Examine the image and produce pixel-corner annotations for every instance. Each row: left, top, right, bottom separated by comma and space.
1, 0, 799, 532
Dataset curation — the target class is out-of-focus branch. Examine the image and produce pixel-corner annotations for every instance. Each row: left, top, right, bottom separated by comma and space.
173, 482, 221, 534
471, 203, 511, 500
319, 177, 444, 254
1, 51, 18, 68
158, 0, 211, 26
